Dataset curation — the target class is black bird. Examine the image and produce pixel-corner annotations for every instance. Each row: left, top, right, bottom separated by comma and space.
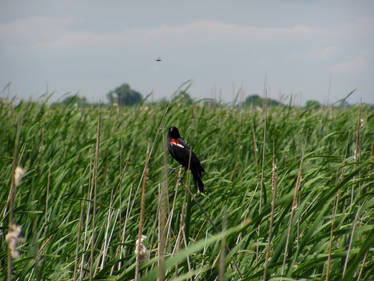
168, 127, 205, 192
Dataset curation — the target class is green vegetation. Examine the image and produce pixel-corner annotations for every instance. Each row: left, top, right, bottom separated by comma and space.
1, 96, 374, 280
171, 91, 194, 105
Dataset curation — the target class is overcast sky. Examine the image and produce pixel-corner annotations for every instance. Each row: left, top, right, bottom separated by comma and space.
1, 0, 373, 105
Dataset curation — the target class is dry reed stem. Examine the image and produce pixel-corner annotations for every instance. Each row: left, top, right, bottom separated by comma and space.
80, 151, 94, 280
263, 152, 277, 280
356, 251, 368, 281
100, 190, 116, 270
135, 145, 150, 281
173, 167, 185, 278
112, 142, 125, 265
157, 136, 169, 281
281, 152, 303, 276
351, 110, 362, 205
44, 167, 51, 230
343, 206, 360, 276
256, 83, 268, 264
219, 209, 227, 281
251, 126, 258, 169
166, 168, 182, 253
89, 113, 101, 281
7, 115, 21, 281
182, 228, 193, 279
32, 192, 40, 280
326, 157, 346, 281
98, 209, 120, 273
183, 146, 194, 247
343, 110, 363, 277
326, 189, 340, 281
110, 142, 123, 275
73, 188, 85, 281
114, 184, 133, 273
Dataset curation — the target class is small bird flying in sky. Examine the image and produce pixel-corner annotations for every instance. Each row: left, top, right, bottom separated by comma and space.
167, 127, 205, 192
155, 57, 162, 62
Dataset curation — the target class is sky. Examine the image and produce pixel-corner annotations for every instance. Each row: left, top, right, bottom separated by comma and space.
1, 0, 373, 105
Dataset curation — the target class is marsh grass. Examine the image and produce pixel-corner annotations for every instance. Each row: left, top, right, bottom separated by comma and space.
0, 98, 374, 280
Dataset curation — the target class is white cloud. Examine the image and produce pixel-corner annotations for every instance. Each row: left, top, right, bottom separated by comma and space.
2, 16, 372, 56
338, 18, 374, 35
0, 17, 337, 53
122, 20, 334, 48
0, 17, 70, 48
290, 46, 339, 61
330, 57, 367, 74
0, 16, 69, 34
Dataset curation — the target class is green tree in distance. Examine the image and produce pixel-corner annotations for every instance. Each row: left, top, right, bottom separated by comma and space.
107, 83, 143, 106
62, 95, 88, 106
305, 100, 321, 109
242, 94, 282, 107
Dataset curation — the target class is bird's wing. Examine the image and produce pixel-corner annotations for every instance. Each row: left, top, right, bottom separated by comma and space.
177, 138, 190, 149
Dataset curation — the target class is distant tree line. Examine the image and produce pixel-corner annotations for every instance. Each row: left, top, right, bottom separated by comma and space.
60, 82, 197, 107
59, 83, 369, 109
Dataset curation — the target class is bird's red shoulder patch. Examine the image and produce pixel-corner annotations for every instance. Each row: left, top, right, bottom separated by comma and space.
170, 138, 184, 148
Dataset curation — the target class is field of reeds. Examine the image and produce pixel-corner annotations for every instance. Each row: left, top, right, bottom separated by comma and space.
1, 98, 374, 280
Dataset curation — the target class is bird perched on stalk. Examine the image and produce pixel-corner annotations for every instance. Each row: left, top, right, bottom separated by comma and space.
168, 127, 205, 192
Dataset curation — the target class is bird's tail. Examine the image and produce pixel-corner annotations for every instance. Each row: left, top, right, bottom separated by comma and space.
192, 170, 204, 193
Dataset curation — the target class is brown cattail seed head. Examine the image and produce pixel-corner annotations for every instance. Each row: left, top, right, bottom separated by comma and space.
135, 234, 149, 262
6, 224, 22, 259
14, 166, 26, 187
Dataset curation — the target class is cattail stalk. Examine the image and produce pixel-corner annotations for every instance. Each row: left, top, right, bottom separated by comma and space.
282, 152, 303, 275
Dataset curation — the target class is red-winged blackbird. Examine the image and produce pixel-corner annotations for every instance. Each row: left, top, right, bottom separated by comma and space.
168, 127, 205, 192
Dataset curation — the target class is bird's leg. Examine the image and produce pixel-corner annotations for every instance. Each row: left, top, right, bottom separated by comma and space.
178, 168, 187, 184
